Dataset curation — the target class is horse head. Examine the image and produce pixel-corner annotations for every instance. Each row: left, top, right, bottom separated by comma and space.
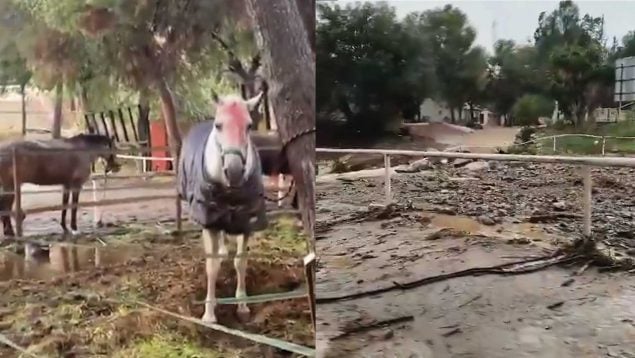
70, 134, 121, 173
209, 91, 263, 188
101, 135, 121, 173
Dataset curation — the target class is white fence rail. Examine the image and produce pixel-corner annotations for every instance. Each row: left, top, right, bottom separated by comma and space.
316, 148, 635, 238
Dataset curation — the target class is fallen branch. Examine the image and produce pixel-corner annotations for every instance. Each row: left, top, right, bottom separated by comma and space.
331, 315, 414, 340
317, 252, 580, 304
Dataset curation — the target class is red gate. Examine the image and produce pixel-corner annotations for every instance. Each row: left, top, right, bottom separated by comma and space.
150, 121, 171, 171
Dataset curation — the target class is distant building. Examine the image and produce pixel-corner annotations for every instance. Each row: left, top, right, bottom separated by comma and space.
418, 98, 502, 126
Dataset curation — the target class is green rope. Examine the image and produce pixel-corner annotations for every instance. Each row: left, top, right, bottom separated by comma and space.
128, 300, 315, 357
205, 288, 308, 305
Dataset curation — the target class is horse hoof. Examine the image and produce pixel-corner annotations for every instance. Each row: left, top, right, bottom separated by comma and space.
70, 229, 80, 237
201, 312, 217, 324
236, 306, 251, 322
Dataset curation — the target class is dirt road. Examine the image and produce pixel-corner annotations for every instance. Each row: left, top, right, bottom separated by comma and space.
315, 162, 635, 357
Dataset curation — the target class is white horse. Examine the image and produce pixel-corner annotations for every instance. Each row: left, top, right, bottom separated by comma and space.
178, 92, 265, 323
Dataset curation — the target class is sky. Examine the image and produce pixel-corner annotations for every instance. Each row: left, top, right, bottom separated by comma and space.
329, 1, 635, 54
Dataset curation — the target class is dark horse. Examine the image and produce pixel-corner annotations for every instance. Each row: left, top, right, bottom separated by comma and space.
0, 134, 120, 237
251, 132, 297, 208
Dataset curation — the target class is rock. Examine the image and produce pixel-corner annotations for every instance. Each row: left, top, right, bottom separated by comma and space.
464, 161, 489, 172
552, 201, 567, 211
507, 237, 531, 245
478, 215, 496, 226
395, 158, 432, 173
453, 158, 473, 168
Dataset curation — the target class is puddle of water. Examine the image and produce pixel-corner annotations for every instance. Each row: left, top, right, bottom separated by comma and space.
427, 213, 553, 243
429, 214, 486, 234
0, 242, 143, 281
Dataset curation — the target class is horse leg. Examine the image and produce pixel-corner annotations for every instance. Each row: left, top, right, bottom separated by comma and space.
0, 192, 15, 238
201, 228, 226, 323
60, 186, 70, 234
70, 186, 81, 235
234, 233, 250, 321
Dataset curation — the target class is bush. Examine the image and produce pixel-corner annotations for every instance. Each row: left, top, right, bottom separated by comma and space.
516, 126, 537, 144
512, 94, 554, 126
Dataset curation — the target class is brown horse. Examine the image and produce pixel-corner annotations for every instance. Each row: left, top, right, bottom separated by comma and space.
0, 134, 120, 237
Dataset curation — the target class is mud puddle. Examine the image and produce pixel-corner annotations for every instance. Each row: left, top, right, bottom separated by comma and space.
0, 242, 144, 281
426, 213, 558, 248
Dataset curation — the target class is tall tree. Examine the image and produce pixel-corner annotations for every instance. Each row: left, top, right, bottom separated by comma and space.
317, 3, 435, 137
245, 0, 315, 248
487, 40, 546, 125
415, 5, 487, 122
534, 0, 612, 127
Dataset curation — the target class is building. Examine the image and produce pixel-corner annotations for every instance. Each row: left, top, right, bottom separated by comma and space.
418, 98, 501, 126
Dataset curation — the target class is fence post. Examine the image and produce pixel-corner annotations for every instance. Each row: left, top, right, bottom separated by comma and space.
304, 252, 316, 332
277, 174, 284, 208
582, 166, 592, 238
552, 137, 557, 153
384, 154, 391, 205
601, 137, 606, 156
12, 148, 23, 237
92, 180, 102, 228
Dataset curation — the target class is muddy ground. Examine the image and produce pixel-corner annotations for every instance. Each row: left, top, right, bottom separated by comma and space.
0, 178, 311, 357
315, 160, 635, 357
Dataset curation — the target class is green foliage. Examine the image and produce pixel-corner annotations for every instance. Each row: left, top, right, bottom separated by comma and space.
487, 41, 547, 122
533, 1, 613, 127
0, 0, 253, 119
511, 94, 554, 126
414, 4, 487, 122
316, 2, 436, 136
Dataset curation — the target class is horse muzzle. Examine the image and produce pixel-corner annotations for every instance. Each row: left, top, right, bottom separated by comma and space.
222, 153, 246, 188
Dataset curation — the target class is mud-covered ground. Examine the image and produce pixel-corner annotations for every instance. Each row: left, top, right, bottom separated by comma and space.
0, 177, 312, 357
315, 160, 635, 357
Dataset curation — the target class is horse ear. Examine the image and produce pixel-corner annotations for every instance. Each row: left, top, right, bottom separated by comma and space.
246, 91, 264, 111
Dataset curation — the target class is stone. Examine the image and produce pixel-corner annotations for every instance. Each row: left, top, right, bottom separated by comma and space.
453, 158, 473, 168
552, 201, 567, 211
464, 161, 489, 171
478, 215, 496, 226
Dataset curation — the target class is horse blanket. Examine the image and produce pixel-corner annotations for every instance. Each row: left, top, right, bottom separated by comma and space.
177, 121, 267, 234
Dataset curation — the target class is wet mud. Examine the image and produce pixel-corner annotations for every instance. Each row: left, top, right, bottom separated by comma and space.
316, 162, 635, 357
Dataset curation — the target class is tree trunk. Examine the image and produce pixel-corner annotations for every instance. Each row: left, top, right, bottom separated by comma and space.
20, 85, 26, 136
450, 107, 456, 123
468, 102, 475, 123
52, 82, 63, 138
78, 85, 89, 113
296, 0, 315, 53
155, 79, 182, 160
245, 0, 315, 248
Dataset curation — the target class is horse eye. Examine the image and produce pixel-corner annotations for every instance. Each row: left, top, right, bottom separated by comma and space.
247, 124, 252, 131
215, 123, 222, 131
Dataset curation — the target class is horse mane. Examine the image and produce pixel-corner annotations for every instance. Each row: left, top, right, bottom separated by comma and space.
67, 133, 112, 147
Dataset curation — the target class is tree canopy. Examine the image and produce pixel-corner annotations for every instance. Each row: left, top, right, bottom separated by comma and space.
316, 0, 632, 143
0, 0, 262, 148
